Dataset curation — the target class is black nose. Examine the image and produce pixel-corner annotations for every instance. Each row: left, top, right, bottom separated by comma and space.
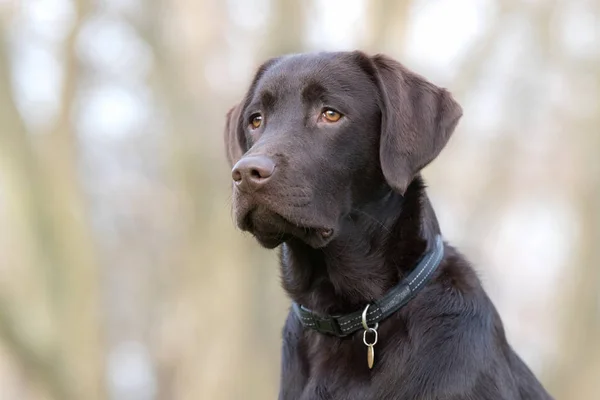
231, 155, 276, 191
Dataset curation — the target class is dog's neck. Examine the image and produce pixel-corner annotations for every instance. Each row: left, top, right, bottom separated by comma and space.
280, 176, 441, 315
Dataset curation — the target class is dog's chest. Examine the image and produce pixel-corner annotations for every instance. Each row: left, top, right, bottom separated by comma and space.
296, 377, 374, 400
293, 335, 405, 400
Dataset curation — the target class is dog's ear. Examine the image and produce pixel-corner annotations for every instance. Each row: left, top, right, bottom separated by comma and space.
223, 57, 282, 168
224, 103, 245, 168
370, 54, 462, 195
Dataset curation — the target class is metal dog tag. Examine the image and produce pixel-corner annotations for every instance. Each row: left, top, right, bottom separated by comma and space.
367, 344, 375, 369
361, 305, 379, 370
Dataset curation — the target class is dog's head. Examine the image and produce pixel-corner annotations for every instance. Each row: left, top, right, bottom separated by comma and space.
224, 52, 462, 249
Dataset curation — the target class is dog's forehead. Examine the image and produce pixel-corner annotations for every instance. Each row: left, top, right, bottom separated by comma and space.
254, 52, 372, 97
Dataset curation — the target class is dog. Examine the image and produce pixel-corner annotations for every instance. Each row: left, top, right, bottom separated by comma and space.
223, 51, 553, 400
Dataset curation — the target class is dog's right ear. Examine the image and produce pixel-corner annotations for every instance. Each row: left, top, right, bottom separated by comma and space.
224, 104, 245, 168
223, 56, 282, 168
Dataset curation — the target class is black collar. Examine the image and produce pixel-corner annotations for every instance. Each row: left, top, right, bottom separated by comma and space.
292, 235, 444, 337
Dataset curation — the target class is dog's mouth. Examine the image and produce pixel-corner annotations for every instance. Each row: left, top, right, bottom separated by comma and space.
239, 207, 336, 249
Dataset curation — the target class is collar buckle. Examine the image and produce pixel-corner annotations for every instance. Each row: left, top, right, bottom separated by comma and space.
311, 314, 343, 336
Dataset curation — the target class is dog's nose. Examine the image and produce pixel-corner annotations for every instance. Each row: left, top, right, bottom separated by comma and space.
232, 155, 276, 191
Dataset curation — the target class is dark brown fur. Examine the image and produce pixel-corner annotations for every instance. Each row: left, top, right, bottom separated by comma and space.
223, 51, 553, 400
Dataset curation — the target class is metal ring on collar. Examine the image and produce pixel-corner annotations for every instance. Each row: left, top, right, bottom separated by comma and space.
361, 304, 379, 331
363, 327, 378, 346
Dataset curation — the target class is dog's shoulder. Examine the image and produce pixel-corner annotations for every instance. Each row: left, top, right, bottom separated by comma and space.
384, 245, 522, 397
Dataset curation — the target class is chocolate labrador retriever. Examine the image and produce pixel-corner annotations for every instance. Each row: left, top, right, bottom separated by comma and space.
224, 51, 553, 400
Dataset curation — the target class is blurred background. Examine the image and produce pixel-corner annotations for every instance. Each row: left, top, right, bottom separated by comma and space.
0, 0, 599, 399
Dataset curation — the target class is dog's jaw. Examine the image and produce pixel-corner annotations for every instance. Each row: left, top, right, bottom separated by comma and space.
238, 207, 338, 249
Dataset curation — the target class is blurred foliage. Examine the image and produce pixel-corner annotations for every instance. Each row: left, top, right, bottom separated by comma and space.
0, 0, 599, 399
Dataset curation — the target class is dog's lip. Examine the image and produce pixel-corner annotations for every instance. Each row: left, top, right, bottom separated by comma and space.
317, 228, 334, 238
274, 217, 335, 237
239, 208, 335, 239
240, 212, 254, 232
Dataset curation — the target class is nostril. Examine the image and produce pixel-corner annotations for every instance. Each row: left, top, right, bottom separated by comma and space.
232, 168, 242, 182
250, 169, 262, 180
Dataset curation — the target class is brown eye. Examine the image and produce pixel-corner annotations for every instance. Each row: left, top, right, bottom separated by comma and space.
322, 108, 342, 122
250, 114, 263, 129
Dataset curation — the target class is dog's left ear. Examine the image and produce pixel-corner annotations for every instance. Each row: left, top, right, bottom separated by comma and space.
370, 54, 463, 195
224, 104, 245, 168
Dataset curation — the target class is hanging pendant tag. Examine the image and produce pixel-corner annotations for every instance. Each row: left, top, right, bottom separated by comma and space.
361, 305, 379, 369
367, 344, 375, 369
363, 328, 378, 369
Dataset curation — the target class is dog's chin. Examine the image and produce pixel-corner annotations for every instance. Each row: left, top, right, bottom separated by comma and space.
238, 208, 337, 249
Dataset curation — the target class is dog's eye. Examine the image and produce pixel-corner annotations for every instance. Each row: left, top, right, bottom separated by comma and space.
249, 114, 263, 129
322, 108, 342, 122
